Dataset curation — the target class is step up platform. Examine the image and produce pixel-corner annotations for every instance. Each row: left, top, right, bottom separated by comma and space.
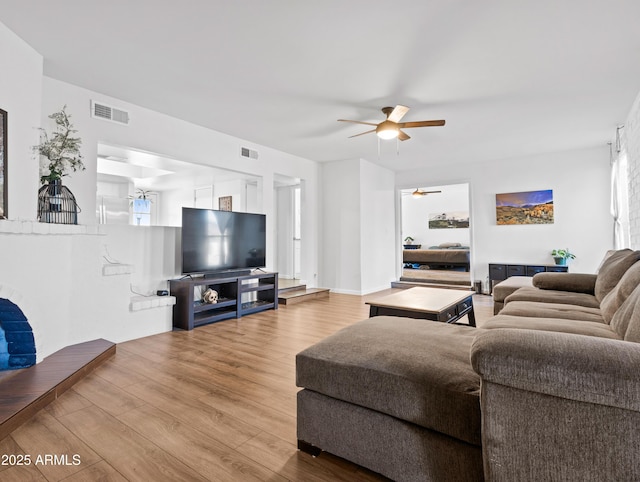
278, 286, 330, 305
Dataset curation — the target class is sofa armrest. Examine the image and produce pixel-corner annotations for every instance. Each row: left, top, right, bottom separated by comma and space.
470, 328, 640, 411
471, 329, 640, 481
532, 272, 596, 294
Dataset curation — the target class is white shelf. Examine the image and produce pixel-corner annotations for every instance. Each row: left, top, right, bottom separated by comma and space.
130, 295, 176, 312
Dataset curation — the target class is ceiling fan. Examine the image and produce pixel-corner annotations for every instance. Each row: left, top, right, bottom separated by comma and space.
410, 188, 442, 197
338, 105, 445, 141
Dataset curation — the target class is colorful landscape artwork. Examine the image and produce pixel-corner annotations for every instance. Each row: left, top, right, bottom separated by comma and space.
495, 189, 554, 225
428, 211, 470, 229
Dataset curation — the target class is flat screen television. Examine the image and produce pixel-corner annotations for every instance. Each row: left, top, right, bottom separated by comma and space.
181, 207, 266, 276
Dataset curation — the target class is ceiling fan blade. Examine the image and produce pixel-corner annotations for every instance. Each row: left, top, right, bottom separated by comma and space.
399, 120, 446, 128
398, 130, 410, 141
348, 129, 376, 138
413, 189, 442, 196
338, 119, 378, 126
387, 105, 410, 123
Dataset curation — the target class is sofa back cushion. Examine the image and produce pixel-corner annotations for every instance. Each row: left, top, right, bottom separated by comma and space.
600, 261, 640, 324
610, 283, 640, 341
595, 249, 640, 302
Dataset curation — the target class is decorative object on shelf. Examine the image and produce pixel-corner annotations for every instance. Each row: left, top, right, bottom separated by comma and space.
551, 249, 576, 266
37, 180, 80, 224
219, 195, 232, 211
202, 288, 218, 304
495, 189, 554, 225
34, 106, 84, 224
403, 236, 418, 249
0, 108, 7, 219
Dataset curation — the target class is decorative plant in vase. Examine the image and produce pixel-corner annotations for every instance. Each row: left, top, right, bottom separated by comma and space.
404, 236, 420, 249
551, 248, 576, 266
34, 106, 84, 224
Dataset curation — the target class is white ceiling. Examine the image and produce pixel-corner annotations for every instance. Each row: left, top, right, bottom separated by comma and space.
2, 1, 640, 172
96, 143, 262, 191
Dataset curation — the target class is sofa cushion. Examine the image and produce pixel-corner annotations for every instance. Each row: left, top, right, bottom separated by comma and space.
482, 314, 621, 339
600, 261, 640, 324
505, 286, 600, 308
532, 272, 597, 294
493, 277, 533, 303
296, 316, 481, 445
611, 283, 640, 342
499, 301, 604, 323
594, 249, 640, 302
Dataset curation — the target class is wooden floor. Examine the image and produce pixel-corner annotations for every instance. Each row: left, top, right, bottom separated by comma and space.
0, 290, 494, 482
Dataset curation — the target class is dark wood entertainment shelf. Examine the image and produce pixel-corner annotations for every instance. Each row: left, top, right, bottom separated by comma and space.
169, 272, 278, 330
488, 263, 568, 293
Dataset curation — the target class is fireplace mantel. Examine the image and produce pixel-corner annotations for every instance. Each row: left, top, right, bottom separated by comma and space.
0, 220, 105, 236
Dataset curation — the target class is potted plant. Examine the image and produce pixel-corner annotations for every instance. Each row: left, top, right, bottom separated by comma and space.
34, 106, 84, 224
551, 249, 576, 266
404, 236, 420, 249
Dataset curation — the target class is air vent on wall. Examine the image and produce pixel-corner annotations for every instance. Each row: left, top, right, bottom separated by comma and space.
240, 147, 259, 160
91, 101, 130, 125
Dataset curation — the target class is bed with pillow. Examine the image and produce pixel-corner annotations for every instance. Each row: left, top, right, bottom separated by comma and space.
403, 243, 470, 271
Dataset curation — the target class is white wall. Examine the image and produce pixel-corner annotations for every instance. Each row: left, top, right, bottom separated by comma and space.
321, 159, 361, 293
396, 146, 612, 287
360, 160, 396, 294
402, 183, 470, 248
321, 159, 396, 294
0, 22, 43, 220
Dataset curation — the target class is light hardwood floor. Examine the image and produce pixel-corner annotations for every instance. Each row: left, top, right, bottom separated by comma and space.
0, 290, 494, 482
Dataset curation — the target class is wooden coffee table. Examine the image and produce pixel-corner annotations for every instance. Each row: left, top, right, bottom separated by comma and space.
366, 287, 476, 327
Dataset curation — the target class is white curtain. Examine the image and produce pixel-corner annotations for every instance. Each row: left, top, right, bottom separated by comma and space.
611, 134, 630, 249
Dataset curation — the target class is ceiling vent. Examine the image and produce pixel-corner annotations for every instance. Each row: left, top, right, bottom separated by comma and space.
240, 147, 259, 160
91, 101, 130, 125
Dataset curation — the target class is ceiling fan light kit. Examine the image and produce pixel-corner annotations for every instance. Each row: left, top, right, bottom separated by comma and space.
338, 105, 445, 143
375, 120, 400, 139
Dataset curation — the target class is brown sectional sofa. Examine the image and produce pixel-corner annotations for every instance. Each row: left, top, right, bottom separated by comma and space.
296, 249, 640, 481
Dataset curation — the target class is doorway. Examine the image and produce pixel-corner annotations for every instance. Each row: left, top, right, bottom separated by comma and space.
400, 183, 472, 288
275, 175, 302, 280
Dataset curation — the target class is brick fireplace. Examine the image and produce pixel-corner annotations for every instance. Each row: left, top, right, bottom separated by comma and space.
0, 291, 38, 371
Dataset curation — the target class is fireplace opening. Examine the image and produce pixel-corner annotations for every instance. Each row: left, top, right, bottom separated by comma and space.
0, 298, 36, 370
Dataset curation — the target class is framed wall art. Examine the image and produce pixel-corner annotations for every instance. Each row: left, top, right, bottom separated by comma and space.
428, 211, 469, 229
218, 195, 232, 212
0, 108, 6, 219
495, 189, 554, 225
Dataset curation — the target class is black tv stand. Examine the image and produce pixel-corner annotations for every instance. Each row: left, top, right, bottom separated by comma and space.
169, 272, 278, 330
